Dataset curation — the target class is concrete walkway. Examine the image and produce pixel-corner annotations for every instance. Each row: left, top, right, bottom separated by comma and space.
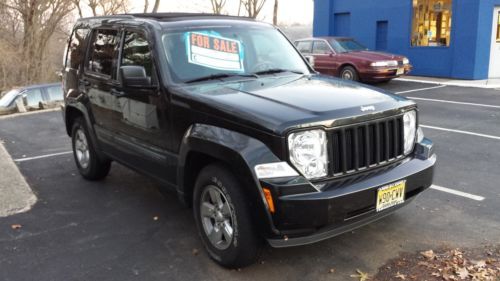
396, 75, 500, 89
0, 142, 37, 217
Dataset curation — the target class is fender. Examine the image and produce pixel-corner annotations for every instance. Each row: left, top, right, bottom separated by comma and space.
177, 124, 282, 236
64, 99, 108, 161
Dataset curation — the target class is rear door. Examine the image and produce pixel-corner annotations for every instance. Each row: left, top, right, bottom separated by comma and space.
311, 40, 336, 76
83, 28, 122, 143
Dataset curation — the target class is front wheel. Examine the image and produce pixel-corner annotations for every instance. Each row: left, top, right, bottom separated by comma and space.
71, 118, 111, 180
340, 66, 359, 81
193, 164, 261, 268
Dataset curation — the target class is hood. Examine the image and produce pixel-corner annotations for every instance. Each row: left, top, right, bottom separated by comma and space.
343, 51, 404, 61
177, 75, 414, 135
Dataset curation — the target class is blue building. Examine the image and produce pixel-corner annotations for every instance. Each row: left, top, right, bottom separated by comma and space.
313, 0, 500, 80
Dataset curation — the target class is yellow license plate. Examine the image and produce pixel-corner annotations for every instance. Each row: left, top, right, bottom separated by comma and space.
397, 68, 404, 75
376, 180, 406, 212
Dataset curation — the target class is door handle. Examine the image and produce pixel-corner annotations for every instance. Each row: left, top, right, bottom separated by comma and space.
79, 79, 91, 87
110, 88, 125, 97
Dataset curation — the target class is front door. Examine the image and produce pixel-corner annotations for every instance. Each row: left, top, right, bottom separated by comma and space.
112, 29, 174, 182
489, 7, 500, 78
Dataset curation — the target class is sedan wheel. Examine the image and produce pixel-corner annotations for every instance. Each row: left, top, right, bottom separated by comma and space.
340, 66, 359, 81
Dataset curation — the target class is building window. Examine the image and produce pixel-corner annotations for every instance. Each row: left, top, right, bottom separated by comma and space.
411, 0, 452, 47
497, 12, 500, 42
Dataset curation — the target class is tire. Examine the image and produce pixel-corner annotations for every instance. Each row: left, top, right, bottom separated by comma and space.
340, 66, 359, 81
193, 164, 261, 268
71, 117, 111, 180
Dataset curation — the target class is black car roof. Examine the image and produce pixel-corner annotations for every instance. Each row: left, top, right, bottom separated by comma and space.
77, 13, 256, 23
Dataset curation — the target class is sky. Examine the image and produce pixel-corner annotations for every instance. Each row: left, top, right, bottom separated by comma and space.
129, 0, 314, 25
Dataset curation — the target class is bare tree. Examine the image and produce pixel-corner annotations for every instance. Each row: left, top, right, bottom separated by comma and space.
143, 0, 149, 13
151, 0, 160, 13
0, 0, 74, 86
241, 0, 266, 18
210, 0, 226, 14
273, 0, 278, 25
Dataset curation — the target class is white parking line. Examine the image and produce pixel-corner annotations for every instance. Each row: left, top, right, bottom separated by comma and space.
14, 151, 73, 162
430, 185, 485, 201
407, 97, 500, 109
395, 85, 447, 94
421, 125, 500, 141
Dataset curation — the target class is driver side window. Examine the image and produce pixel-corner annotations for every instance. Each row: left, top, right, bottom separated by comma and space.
121, 30, 156, 85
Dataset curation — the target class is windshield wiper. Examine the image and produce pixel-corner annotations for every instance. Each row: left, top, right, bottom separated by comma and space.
252, 68, 304, 76
185, 73, 258, 84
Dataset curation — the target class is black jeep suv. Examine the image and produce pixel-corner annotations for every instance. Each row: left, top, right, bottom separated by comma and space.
62, 13, 435, 268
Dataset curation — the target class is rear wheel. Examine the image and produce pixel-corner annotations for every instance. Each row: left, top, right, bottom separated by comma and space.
71, 118, 111, 180
193, 164, 261, 268
340, 66, 359, 81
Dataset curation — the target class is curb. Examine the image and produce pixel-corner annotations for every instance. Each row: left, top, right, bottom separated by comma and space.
0, 108, 61, 120
395, 77, 500, 89
0, 142, 37, 217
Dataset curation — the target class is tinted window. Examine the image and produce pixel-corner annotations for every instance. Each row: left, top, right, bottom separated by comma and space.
87, 29, 120, 77
296, 41, 312, 53
121, 31, 153, 76
66, 28, 90, 69
25, 88, 44, 107
46, 86, 63, 101
312, 41, 331, 54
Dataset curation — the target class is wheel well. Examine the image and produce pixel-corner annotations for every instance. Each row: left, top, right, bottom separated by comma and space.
183, 151, 219, 207
65, 107, 83, 136
340, 63, 357, 73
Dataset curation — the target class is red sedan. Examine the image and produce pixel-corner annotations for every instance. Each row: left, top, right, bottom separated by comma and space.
294, 37, 412, 82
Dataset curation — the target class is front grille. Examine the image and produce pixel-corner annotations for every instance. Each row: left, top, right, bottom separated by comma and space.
328, 115, 404, 176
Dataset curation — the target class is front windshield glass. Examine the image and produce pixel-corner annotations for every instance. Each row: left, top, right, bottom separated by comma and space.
329, 39, 368, 53
161, 25, 310, 83
0, 89, 20, 107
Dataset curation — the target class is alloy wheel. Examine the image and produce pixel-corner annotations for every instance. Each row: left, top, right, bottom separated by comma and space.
200, 185, 235, 250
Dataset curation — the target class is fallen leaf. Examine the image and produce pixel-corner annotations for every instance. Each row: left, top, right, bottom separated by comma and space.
192, 248, 199, 256
421, 250, 435, 260
350, 269, 370, 281
395, 271, 406, 280
456, 267, 469, 280
474, 260, 486, 268
328, 268, 335, 273
11, 224, 22, 230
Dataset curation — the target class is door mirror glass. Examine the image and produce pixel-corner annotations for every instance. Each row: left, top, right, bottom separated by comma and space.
120, 65, 152, 88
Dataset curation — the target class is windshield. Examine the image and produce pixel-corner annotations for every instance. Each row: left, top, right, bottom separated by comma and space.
161, 25, 310, 83
329, 39, 368, 53
0, 89, 20, 107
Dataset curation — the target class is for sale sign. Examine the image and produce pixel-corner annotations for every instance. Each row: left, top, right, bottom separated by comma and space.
186, 32, 244, 71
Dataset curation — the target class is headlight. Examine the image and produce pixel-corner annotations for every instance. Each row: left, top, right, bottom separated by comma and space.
403, 111, 417, 154
288, 129, 328, 179
403, 58, 410, 65
370, 60, 398, 67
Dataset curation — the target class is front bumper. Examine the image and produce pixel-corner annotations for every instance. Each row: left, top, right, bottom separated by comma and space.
360, 64, 413, 81
262, 138, 435, 248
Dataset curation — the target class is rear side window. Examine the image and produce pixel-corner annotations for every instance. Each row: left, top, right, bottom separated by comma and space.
25, 88, 44, 107
66, 28, 90, 69
87, 29, 120, 77
121, 31, 153, 76
46, 86, 63, 101
312, 41, 331, 54
296, 41, 312, 53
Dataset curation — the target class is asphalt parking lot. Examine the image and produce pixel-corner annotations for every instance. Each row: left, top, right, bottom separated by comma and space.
0, 80, 499, 281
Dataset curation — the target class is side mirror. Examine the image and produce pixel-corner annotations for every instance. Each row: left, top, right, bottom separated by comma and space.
329, 52, 335, 57
120, 65, 151, 88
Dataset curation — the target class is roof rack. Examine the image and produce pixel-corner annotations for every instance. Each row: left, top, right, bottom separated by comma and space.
125, 12, 254, 21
